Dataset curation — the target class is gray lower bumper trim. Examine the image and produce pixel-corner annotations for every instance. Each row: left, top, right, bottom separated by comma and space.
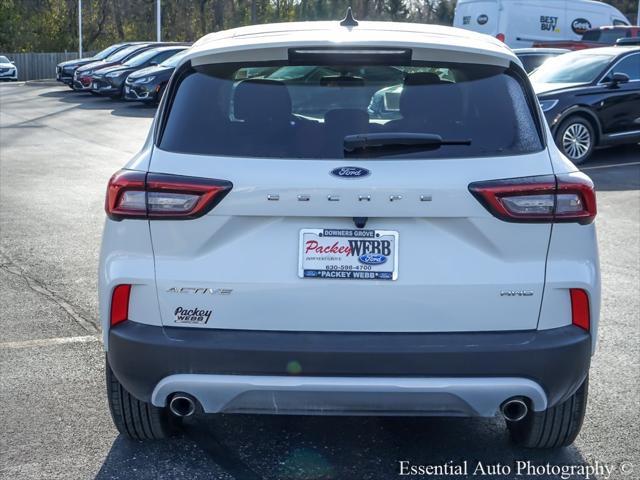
151, 374, 547, 417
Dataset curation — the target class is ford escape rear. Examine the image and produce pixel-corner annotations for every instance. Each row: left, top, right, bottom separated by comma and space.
99, 18, 599, 448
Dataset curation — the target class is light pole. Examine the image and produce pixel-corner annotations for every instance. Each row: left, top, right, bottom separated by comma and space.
156, 0, 162, 41
78, 0, 83, 57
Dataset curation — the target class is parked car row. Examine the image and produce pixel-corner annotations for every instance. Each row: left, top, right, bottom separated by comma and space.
0, 55, 18, 81
56, 42, 190, 103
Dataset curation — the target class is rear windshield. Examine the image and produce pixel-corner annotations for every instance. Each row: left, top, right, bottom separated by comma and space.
159, 61, 542, 159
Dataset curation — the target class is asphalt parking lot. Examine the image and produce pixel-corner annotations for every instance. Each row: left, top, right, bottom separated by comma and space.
0, 81, 638, 480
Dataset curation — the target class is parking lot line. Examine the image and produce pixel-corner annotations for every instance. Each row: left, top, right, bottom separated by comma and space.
0, 335, 100, 350
582, 161, 640, 171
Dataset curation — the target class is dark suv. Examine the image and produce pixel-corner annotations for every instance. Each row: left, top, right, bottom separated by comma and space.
531, 46, 640, 164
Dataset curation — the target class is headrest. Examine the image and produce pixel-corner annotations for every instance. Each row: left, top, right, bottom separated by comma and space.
404, 72, 444, 86
320, 75, 365, 87
399, 73, 461, 119
234, 79, 292, 123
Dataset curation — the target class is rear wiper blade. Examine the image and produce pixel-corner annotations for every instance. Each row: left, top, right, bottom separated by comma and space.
344, 133, 471, 157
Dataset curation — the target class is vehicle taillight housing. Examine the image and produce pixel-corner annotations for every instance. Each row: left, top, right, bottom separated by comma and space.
110, 284, 131, 327
105, 170, 233, 220
468, 172, 596, 224
496, 33, 506, 42
570, 288, 590, 331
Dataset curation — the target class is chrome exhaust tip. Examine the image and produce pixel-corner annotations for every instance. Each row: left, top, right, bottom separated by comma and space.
168, 393, 196, 417
501, 398, 529, 422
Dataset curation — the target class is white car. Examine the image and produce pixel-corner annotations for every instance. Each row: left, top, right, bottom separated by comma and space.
0, 56, 18, 81
100, 14, 599, 448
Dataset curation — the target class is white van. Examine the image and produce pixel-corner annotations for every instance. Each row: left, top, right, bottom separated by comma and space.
453, 0, 630, 48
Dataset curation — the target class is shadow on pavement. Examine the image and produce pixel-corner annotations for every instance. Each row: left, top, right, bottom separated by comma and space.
38, 89, 156, 119
95, 414, 590, 480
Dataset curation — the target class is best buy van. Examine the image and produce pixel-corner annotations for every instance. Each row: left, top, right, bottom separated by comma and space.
453, 0, 630, 48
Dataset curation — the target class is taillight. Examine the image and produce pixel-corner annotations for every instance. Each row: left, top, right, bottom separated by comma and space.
468, 172, 596, 224
570, 288, 590, 331
105, 170, 232, 220
496, 33, 506, 42
110, 284, 131, 327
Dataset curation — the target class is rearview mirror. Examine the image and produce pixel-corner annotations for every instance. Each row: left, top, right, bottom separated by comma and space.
149, 61, 159, 66
608, 72, 630, 87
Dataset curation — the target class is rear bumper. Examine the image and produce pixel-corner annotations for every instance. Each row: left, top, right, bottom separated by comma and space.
108, 323, 591, 416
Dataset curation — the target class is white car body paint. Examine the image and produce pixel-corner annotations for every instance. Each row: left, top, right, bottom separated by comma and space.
99, 21, 600, 421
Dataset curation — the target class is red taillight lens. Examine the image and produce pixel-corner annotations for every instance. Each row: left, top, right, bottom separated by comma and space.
468, 172, 596, 224
105, 170, 232, 220
110, 284, 131, 327
570, 288, 590, 331
496, 33, 506, 42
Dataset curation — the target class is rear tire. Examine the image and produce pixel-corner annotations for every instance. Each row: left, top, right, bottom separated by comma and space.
106, 358, 173, 440
507, 377, 588, 448
555, 116, 595, 165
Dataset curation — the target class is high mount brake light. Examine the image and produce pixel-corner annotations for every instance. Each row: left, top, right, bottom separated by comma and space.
105, 170, 233, 220
468, 173, 596, 224
287, 47, 412, 65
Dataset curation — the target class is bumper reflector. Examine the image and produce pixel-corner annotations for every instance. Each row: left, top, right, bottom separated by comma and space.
570, 289, 590, 331
111, 284, 131, 327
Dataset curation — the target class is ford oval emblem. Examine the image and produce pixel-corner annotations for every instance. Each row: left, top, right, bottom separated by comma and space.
358, 254, 387, 265
331, 166, 370, 179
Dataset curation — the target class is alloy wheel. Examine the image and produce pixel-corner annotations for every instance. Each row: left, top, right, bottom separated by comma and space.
562, 123, 591, 161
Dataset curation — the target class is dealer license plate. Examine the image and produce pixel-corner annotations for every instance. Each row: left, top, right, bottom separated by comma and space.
299, 228, 398, 280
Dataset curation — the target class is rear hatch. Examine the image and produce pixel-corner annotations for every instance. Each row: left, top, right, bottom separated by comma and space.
147, 47, 552, 333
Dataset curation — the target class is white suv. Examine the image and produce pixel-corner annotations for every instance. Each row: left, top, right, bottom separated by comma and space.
99, 17, 599, 448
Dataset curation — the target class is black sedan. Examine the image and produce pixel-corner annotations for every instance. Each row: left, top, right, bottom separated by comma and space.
56, 42, 137, 87
90, 46, 188, 98
124, 49, 189, 104
531, 46, 640, 164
